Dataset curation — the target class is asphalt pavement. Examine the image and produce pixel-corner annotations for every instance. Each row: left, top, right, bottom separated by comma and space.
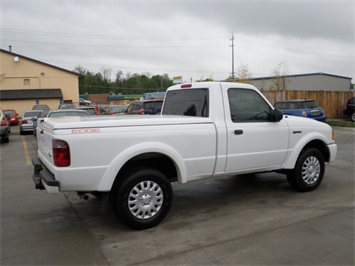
1, 126, 354, 265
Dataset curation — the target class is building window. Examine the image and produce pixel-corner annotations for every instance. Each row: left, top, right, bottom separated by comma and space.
24, 79, 30, 85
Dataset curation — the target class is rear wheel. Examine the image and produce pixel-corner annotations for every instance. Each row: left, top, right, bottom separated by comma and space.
287, 148, 324, 192
111, 168, 173, 230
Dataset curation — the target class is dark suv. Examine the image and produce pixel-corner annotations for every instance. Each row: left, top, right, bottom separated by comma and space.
126, 100, 163, 115
343, 96, 355, 122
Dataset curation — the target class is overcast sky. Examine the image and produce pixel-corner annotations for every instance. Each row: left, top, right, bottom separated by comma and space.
1, 0, 354, 83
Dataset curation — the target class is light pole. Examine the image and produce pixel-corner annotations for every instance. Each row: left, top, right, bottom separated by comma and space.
230, 33, 235, 80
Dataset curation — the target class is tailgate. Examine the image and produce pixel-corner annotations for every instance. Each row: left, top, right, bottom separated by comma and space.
36, 120, 55, 165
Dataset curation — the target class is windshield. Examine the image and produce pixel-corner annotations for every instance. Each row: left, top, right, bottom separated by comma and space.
303, 101, 319, 108
34, 105, 50, 111
110, 106, 126, 113
24, 111, 42, 117
4, 111, 15, 116
49, 111, 89, 117
80, 108, 96, 115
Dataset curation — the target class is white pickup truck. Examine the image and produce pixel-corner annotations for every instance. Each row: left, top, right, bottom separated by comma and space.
32, 82, 337, 229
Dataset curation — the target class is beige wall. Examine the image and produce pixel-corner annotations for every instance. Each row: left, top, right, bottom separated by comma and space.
0, 50, 79, 115
2, 99, 60, 118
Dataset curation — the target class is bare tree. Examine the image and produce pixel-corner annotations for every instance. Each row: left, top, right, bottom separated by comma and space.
237, 63, 252, 84
271, 62, 290, 90
115, 70, 124, 83
73, 65, 87, 75
100, 67, 112, 82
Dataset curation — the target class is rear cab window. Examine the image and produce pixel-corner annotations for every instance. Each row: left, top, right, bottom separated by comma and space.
163, 89, 209, 117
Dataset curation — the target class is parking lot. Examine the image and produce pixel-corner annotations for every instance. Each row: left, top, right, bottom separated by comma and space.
1, 126, 354, 265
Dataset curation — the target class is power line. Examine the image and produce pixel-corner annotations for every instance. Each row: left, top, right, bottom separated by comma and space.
1, 38, 226, 49
1, 27, 227, 42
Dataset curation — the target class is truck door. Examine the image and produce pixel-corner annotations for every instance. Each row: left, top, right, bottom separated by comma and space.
224, 87, 289, 172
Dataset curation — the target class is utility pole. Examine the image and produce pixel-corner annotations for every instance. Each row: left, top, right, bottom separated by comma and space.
230, 33, 235, 80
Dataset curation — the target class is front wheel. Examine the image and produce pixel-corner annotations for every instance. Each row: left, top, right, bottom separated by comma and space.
287, 148, 325, 192
111, 168, 173, 230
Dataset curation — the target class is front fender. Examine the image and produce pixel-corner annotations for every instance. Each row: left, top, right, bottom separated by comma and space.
97, 142, 187, 191
283, 131, 330, 169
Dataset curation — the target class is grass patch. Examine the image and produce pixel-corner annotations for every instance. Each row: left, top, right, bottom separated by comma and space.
326, 120, 355, 128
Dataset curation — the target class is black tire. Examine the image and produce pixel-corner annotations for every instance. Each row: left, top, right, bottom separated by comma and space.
351, 112, 355, 122
111, 168, 173, 230
1, 136, 9, 143
287, 148, 325, 192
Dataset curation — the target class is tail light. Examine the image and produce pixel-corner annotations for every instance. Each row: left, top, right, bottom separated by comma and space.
1, 117, 7, 126
181, 84, 192, 88
302, 111, 307, 117
140, 109, 145, 115
52, 139, 71, 167
21, 120, 28, 124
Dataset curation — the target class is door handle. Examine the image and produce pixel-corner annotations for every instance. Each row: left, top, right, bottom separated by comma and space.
234, 129, 243, 135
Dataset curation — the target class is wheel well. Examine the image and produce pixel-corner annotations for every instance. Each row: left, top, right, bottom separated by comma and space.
301, 140, 330, 162
116, 152, 178, 184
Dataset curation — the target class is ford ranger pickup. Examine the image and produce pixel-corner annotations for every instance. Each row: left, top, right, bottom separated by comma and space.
32, 82, 337, 229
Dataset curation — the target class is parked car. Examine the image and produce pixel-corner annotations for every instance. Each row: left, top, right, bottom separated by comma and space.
101, 105, 127, 115
93, 103, 109, 114
77, 106, 98, 116
126, 100, 163, 115
274, 99, 326, 122
33, 109, 90, 136
0, 108, 10, 143
3, 109, 20, 125
58, 103, 76, 109
20, 110, 44, 135
46, 109, 90, 118
343, 96, 355, 122
32, 104, 50, 113
79, 98, 91, 106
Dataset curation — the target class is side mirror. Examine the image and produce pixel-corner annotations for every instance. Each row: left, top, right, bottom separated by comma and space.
271, 109, 283, 122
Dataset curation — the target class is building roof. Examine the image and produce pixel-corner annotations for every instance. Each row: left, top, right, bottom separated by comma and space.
0, 49, 80, 76
143, 92, 166, 99
251, 72, 352, 81
0, 89, 63, 100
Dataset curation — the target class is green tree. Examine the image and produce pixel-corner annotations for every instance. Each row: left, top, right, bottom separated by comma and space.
74, 67, 174, 95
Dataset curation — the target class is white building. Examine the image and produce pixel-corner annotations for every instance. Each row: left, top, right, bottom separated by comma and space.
250, 72, 352, 92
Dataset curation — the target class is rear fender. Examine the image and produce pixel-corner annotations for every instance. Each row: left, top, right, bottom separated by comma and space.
97, 142, 186, 191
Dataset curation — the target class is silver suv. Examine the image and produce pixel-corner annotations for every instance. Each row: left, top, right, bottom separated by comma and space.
0, 108, 10, 143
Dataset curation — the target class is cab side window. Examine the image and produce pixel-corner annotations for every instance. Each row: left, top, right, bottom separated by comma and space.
228, 88, 272, 123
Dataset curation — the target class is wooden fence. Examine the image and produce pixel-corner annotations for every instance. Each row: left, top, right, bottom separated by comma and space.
262, 90, 354, 119
87, 90, 354, 119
